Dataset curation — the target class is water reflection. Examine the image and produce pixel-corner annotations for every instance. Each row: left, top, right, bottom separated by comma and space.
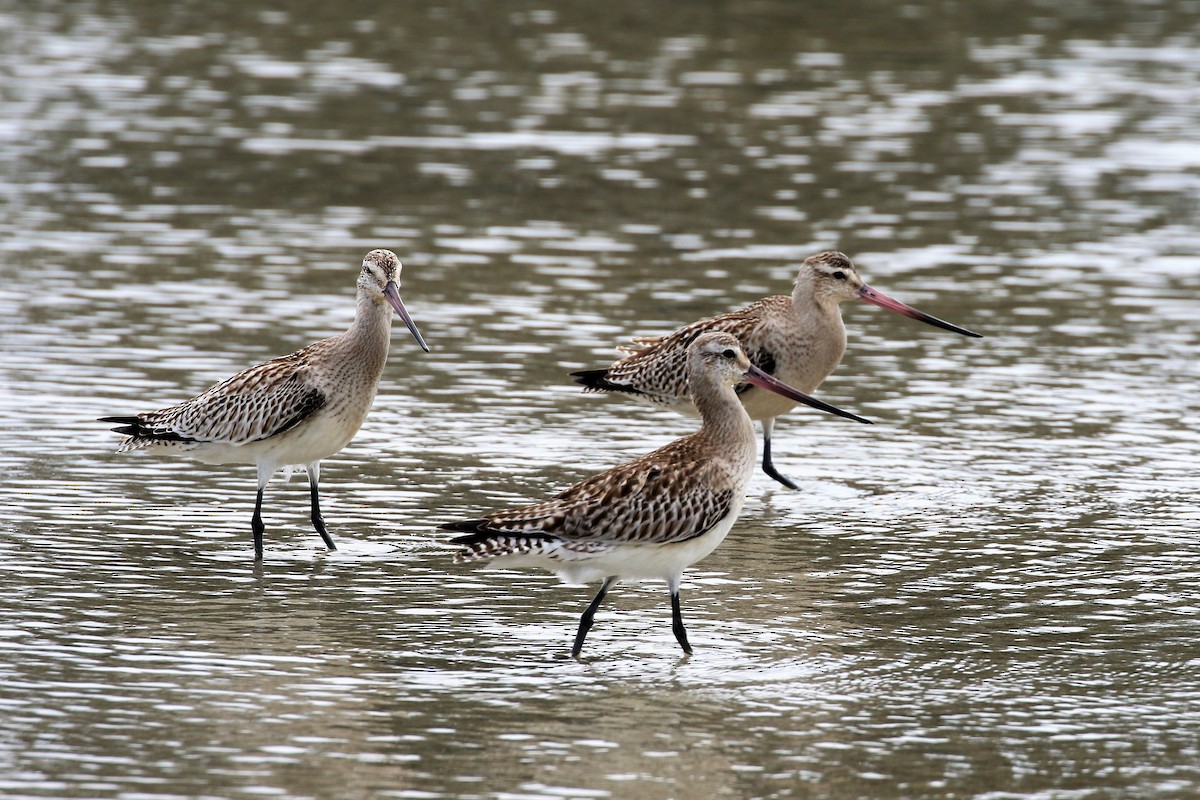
2, 0, 1200, 797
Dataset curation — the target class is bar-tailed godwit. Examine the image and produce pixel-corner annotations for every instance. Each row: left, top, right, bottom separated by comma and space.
444, 331, 868, 658
100, 249, 429, 559
572, 251, 980, 489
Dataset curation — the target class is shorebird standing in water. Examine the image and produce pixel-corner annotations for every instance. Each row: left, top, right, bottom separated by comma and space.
572, 251, 981, 489
444, 331, 870, 658
101, 249, 429, 559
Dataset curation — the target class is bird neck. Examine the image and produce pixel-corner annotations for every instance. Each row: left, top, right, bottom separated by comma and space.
790, 280, 845, 336
342, 290, 394, 368
690, 372, 756, 446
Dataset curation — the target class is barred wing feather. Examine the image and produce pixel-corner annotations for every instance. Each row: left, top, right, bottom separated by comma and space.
130, 354, 326, 447
466, 445, 735, 548
600, 299, 785, 399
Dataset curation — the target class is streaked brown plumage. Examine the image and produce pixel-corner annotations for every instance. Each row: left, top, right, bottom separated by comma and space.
101, 249, 429, 559
573, 250, 981, 489
444, 331, 867, 658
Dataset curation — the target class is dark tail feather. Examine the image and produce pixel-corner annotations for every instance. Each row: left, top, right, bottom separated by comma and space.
98, 415, 142, 437
440, 520, 557, 547
440, 519, 491, 541
570, 368, 644, 396
98, 415, 192, 443
450, 531, 497, 546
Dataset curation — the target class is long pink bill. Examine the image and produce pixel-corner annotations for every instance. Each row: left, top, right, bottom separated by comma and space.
744, 364, 872, 425
383, 281, 430, 352
858, 284, 982, 338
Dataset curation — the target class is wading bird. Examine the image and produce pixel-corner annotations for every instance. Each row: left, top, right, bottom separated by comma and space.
572, 251, 980, 489
444, 331, 869, 657
101, 249, 428, 559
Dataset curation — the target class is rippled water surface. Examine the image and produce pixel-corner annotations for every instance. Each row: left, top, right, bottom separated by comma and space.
2, 1, 1200, 798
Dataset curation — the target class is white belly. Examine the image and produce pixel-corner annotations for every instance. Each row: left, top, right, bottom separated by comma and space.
187, 407, 367, 468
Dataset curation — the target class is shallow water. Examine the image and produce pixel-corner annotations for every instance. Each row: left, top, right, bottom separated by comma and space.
2, 0, 1200, 798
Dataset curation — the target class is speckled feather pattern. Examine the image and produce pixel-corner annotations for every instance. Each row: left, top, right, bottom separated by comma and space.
575, 252, 856, 421
449, 332, 763, 577
452, 437, 739, 563
107, 249, 401, 465
588, 296, 794, 407
114, 350, 327, 452
98, 249, 429, 558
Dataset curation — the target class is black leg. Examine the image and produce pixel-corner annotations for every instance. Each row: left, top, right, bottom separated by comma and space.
671, 589, 693, 655
762, 424, 800, 491
251, 487, 265, 560
308, 471, 336, 551
573, 576, 616, 658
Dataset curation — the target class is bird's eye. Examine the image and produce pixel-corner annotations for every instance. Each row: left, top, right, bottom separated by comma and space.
722, 348, 736, 358
832, 271, 846, 280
